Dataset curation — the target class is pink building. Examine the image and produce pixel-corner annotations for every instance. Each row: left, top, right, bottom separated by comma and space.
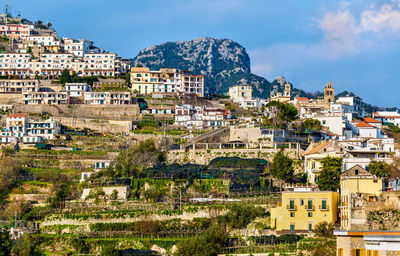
0, 24, 32, 38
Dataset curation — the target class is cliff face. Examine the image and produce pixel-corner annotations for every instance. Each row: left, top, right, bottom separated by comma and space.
133, 37, 274, 98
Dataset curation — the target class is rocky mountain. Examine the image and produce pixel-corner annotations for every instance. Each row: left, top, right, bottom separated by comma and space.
133, 37, 304, 98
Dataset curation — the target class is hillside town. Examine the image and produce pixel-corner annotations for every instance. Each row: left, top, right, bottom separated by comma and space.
1, 7, 400, 256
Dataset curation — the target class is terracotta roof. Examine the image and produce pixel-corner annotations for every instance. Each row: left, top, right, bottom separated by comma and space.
304, 140, 332, 155
8, 114, 27, 118
375, 115, 400, 119
355, 121, 374, 128
295, 97, 309, 101
364, 117, 381, 123
372, 112, 379, 116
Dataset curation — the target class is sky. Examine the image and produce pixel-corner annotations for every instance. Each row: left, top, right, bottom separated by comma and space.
4, 0, 400, 107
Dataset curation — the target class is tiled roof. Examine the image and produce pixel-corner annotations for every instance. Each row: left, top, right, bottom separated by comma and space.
304, 140, 332, 155
295, 97, 309, 101
364, 117, 381, 123
355, 121, 374, 128
8, 114, 27, 118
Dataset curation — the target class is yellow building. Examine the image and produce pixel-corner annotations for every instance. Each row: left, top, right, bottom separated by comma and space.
130, 67, 161, 95
270, 190, 339, 234
340, 165, 382, 230
304, 140, 344, 184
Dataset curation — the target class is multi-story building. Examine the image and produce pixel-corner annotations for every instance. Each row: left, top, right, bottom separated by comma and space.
130, 67, 204, 97
81, 53, 116, 76
0, 79, 39, 93
25, 118, 62, 140
63, 38, 92, 57
22, 91, 69, 105
65, 83, 91, 97
175, 104, 227, 128
228, 84, 263, 109
0, 24, 33, 38
336, 96, 364, 118
0, 53, 31, 76
83, 91, 131, 105
340, 165, 382, 230
7, 114, 28, 138
270, 188, 339, 234
30, 53, 74, 76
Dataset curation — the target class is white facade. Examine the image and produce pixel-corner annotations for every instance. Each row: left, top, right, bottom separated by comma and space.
373, 111, 400, 126
228, 84, 263, 109
27, 36, 60, 47
63, 38, 92, 57
0, 79, 39, 93
84, 91, 131, 105
65, 83, 91, 97
314, 115, 347, 136
175, 104, 226, 128
22, 91, 69, 105
0, 53, 31, 76
336, 96, 364, 118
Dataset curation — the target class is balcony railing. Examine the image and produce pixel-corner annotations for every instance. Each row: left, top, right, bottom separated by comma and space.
305, 205, 315, 211
319, 205, 329, 211
286, 205, 297, 211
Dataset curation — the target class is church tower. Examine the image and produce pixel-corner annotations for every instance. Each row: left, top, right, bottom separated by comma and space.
324, 82, 334, 108
283, 83, 291, 97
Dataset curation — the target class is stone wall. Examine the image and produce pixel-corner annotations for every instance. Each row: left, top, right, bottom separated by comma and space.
81, 186, 130, 200
15, 104, 140, 121
167, 148, 302, 165
229, 127, 262, 143
53, 116, 133, 133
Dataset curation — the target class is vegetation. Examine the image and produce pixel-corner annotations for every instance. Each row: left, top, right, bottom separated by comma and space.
367, 160, 389, 178
314, 221, 335, 238
269, 151, 294, 191
303, 118, 322, 132
264, 101, 298, 128
316, 156, 342, 191
219, 204, 266, 229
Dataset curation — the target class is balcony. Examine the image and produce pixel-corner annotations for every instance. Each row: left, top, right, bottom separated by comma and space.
319, 205, 329, 211
286, 205, 297, 211
305, 205, 315, 211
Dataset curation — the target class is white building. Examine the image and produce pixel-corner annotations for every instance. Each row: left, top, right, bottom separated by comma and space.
84, 91, 131, 105
81, 53, 116, 76
63, 38, 92, 57
27, 35, 60, 47
25, 118, 62, 140
65, 83, 91, 97
175, 104, 227, 128
336, 96, 364, 118
373, 111, 400, 126
22, 91, 70, 105
355, 121, 383, 139
0, 79, 40, 93
228, 84, 263, 109
0, 53, 31, 76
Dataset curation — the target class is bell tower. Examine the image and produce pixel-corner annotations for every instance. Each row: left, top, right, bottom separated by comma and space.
284, 83, 291, 97
324, 82, 334, 108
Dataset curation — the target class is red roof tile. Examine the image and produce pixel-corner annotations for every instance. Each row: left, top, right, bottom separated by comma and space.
364, 117, 381, 123
356, 121, 374, 128
8, 114, 27, 118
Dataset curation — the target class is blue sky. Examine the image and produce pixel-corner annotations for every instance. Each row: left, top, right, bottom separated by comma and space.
5, 0, 400, 107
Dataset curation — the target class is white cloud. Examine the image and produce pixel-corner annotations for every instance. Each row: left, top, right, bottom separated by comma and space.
360, 3, 400, 33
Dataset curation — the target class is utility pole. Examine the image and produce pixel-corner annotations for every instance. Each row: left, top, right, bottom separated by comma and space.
179, 189, 182, 213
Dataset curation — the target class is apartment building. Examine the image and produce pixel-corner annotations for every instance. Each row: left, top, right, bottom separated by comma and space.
0, 114, 61, 144
22, 91, 69, 104
0, 24, 32, 38
228, 84, 263, 109
82, 53, 116, 76
30, 53, 74, 76
130, 67, 204, 97
63, 38, 92, 57
373, 111, 400, 126
175, 104, 227, 128
65, 83, 91, 97
27, 35, 60, 53
0, 79, 39, 93
270, 189, 339, 234
0, 53, 31, 76
84, 91, 131, 105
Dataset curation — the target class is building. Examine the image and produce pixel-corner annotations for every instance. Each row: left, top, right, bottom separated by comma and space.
65, 83, 91, 97
303, 140, 345, 184
25, 118, 62, 140
84, 91, 131, 105
355, 121, 383, 139
270, 83, 291, 103
228, 84, 263, 109
81, 53, 116, 76
130, 67, 204, 97
63, 38, 92, 57
22, 91, 69, 105
270, 189, 339, 234
324, 82, 335, 109
335, 230, 400, 256
0, 24, 32, 38
337, 96, 364, 118
340, 165, 383, 230
373, 111, 400, 127
175, 104, 227, 128
0, 79, 40, 93
0, 53, 31, 76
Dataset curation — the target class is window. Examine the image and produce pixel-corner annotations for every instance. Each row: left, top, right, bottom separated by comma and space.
290, 212, 295, 217
308, 223, 312, 232
321, 199, 327, 210
308, 212, 312, 217
289, 224, 295, 234
307, 199, 313, 210
289, 199, 295, 210
322, 120, 326, 125
312, 161, 316, 169
300, 199, 304, 206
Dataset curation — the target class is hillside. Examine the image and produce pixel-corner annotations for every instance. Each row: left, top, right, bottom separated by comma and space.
133, 37, 305, 98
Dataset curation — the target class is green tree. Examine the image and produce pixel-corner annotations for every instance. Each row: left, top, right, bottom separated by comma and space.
270, 151, 294, 191
303, 119, 322, 132
367, 160, 389, 178
219, 204, 265, 229
176, 224, 228, 256
314, 221, 335, 238
316, 156, 342, 191
100, 244, 120, 256
265, 101, 298, 128
12, 235, 44, 256
59, 69, 71, 84
0, 228, 12, 256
